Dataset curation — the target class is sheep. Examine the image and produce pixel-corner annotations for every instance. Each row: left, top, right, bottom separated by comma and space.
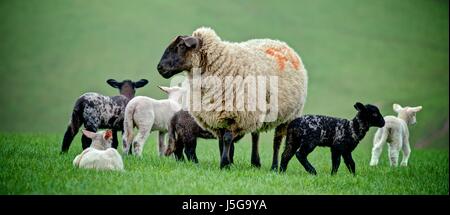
370, 104, 422, 167
279, 102, 385, 175
164, 110, 258, 165
73, 129, 124, 171
122, 86, 185, 157
61, 79, 148, 153
157, 27, 307, 169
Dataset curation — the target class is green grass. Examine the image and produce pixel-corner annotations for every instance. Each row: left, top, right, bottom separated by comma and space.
0, 0, 448, 194
0, 133, 448, 194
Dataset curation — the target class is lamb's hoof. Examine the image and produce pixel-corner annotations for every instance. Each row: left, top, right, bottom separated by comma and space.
400, 162, 408, 167
251, 161, 261, 168
369, 161, 378, 166
220, 160, 232, 169
271, 165, 278, 172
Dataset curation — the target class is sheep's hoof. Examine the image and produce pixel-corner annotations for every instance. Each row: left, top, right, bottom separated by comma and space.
251, 161, 261, 168
270, 165, 278, 171
220, 160, 232, 169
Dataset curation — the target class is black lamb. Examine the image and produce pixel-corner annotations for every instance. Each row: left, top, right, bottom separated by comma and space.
279, 102, 385, 175
61, 79, 148, 153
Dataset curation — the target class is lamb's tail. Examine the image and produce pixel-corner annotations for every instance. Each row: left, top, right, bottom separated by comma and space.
61, 99, 84, 153
165, 115, 178, 156
122, 100, 136, 154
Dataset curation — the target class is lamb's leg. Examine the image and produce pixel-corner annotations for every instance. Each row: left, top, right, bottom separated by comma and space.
111, 129, 119, 149
342, 152, 356, 175
401, 136, 411, 167
251, 132, 261, 168
174, 141, 185, 161
81, 126, 97, 149
370, 128, 387, 166
388, 137, 402, 167
132, 127, 151, 156
185, 139, 198, 163
272, 124, 287, 171
230, 142, 235, 164
331, 148, 342, 175
219, 130, 233, 169
279, 135, 300, 172
295, 144, 317, 175
158, 131, 166, 157
61, 108, 83, 153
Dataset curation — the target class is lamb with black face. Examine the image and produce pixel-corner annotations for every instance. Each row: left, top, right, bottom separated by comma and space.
279, 102, 385, 175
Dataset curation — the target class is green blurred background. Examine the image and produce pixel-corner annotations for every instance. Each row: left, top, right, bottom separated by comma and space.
0, 0, 448, 148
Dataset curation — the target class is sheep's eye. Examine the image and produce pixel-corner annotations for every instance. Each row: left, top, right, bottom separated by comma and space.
372, 113, 378, 117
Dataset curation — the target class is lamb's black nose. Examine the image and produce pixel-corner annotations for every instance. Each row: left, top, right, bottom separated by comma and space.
157, 63, 163, 72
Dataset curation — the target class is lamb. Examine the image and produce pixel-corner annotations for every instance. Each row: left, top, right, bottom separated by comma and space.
157, 27, 308, 169
122, 86, 185, 157
370, 104, 422, 167
164, 110, 258, 164
61, 79, 148, 153
279, 102, 385, 175
73, 129, 124, 171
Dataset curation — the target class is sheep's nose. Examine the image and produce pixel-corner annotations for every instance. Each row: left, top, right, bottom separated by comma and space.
157, 63, 163, 72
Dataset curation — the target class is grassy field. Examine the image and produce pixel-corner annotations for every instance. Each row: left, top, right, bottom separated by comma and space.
0, 133, 448, 194
0, 0, 448, 194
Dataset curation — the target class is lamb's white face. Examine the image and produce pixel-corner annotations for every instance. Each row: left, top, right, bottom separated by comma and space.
158, 86, 186, 104
82, 130, 113, 149
393, 104, 423, 125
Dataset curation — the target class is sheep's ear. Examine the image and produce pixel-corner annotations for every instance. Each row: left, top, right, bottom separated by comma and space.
107, 79, 121, 89
133, 79, 149, 88
181, 36, 199, 49
158, 86, 169, 93
354, 102, 366, 112
393, 104, 403, 113
82, 130, 97, 139
410, 106, 423, 112
103, 130, 113, 140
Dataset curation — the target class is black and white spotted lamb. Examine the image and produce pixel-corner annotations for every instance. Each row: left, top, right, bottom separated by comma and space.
279, 102, 385, 175
61, 79, 148, 153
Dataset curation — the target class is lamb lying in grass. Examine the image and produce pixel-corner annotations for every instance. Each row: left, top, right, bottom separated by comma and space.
280, 102, 385, 175
370, 103, 422, 167
73, 130, 124, 171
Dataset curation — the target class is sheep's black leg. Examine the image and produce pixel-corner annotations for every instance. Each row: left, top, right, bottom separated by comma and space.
331, 148, 342, 175
81, 126, 97, 149
61, 125, 79, 153
111, 129, 119, 149
229, 142, 235, 164
251, 132, 261, 168
295, 144, 317, 175
61, 111, 83, 153
174, 141, 185, 161
272, 124, 287, 171
185, 140, 198, 163
220, 131, 233, 169
342, 152, 356, 175
279, 136, 299, 172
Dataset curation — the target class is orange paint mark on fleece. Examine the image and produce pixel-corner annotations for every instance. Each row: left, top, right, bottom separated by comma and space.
265, 47, 301, 72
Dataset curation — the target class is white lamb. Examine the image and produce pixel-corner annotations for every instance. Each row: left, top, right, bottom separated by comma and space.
73, 130, 124, 171
122, 86, 185, 156
370, 104, 423, 167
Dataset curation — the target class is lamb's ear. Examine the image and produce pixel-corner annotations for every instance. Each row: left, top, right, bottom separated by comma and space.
410, 106, 423, 112
107, 79, 121, 89
181, 36, 200, 49
354, 102, 366, 112
104, 130, 113, 140
133, 79, 149, 88
158, 86, 169, 94
82, 130, 97, 139
393, 103, 403, 113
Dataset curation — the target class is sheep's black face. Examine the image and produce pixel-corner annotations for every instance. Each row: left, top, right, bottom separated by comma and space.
106, 79, 149, 98
354, 102, 385, 127
157, 35, 199, 79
